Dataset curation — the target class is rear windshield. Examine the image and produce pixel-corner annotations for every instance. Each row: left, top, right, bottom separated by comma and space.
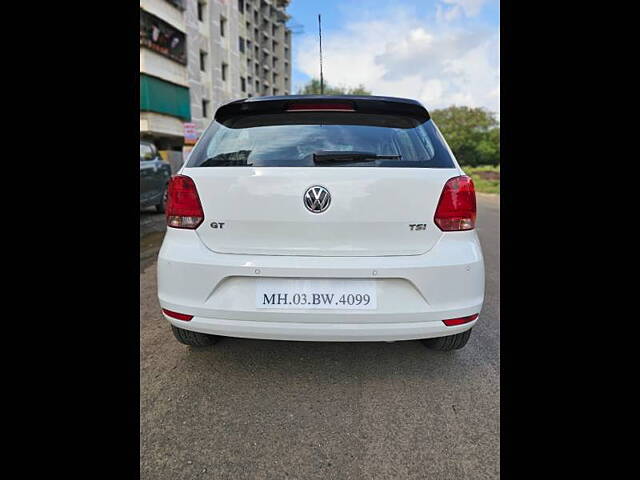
186, 112, 456, 168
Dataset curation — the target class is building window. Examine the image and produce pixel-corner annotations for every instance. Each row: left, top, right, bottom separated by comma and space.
241, 77, 246, 92
273, 56, 277, 68
202, 99, 209, 118
220, 16, 226, 37
199, 50, 207, 71
273, 88, 278, 96
272, 40, 277, 51
221, 63, 228, 81
238, 0, 244, 13
197, 1, 206, 22
239, 36, 245, 53
166, 0, 186, 10
255, 80, 260, 92
272, 24, 278, 36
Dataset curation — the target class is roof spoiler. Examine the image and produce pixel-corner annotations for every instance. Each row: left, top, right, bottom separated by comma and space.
215, 96, 430, 123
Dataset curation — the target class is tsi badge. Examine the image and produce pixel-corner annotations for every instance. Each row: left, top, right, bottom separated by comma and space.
409, 224, 427, 231
210, 221, 225, 229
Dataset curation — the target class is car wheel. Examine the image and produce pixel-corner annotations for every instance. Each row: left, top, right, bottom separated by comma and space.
422, 328, 472, 351
171, 325, 219, 347
155, 186, 168, 213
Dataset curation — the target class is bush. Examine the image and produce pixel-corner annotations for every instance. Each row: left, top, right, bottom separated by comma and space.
464, 165, 500, 194
430, 106, 500, 167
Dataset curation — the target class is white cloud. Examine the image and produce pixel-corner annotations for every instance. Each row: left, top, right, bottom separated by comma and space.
295, 8, 499, 114
440, 0, 490, 20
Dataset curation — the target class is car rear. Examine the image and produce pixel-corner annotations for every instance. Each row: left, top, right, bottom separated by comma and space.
157, 95, 484, 348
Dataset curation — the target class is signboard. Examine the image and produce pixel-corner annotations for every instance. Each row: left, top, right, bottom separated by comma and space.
140, 8, 187, 65
184, 122, 198, 145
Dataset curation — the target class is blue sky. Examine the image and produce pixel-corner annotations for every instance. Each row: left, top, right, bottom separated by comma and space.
286, 0, 500, 114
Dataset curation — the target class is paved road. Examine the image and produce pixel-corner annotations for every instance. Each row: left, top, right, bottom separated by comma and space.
140, 207, 166, 238
140, 194, 500, 479
140, 207, 167, 271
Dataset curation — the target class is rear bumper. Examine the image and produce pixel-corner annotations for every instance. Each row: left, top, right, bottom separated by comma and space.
157, 229, 485, 342
164, 315, 478, 342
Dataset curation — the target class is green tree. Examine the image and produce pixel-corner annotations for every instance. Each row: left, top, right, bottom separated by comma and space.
430, 106, 500, 166
297, 78, 372, 95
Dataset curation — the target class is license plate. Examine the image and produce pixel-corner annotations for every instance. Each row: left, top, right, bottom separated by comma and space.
256, 278, 377, 310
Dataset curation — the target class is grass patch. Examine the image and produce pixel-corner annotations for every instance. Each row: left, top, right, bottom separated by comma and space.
464, 165, 500, 194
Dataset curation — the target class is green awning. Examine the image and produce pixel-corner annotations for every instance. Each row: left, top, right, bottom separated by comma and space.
140, 74, 190, 121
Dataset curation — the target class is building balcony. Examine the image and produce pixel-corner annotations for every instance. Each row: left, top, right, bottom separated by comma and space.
140, 111, 184, 138
139, 49, 188, 87
140, 1, 185, 32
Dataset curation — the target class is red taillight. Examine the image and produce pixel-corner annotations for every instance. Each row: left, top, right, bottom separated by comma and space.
443, 314, 479, 326
434, 175, 476, 231
166, 175, 204, 229
162, 309, 193, 321
286, 102, 355, 112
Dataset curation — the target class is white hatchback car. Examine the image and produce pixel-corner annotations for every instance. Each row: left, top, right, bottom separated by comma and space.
157, 95, 484, 351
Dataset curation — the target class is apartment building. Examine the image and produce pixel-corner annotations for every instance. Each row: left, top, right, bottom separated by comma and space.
140, 0, 292, 150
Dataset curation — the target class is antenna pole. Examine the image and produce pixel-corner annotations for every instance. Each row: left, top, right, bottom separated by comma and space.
318, 14, 324, 95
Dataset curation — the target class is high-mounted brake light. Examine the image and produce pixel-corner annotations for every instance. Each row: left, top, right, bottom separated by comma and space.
443, 314, 479, 326
434, 175, 476, 231
286, 102, 355, 112
162, 309, 193, 321
166, 175, 204, 229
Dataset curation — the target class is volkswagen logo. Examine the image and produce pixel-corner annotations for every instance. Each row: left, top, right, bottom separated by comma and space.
304, 185, 331, 213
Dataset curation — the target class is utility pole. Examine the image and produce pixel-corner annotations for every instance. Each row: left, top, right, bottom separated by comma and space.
318, 14, 324, 95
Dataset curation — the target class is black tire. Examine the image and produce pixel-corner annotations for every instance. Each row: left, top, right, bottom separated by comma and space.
422, 328, 472, 351
155, 186, 168, 213
171, 325, 218, 347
